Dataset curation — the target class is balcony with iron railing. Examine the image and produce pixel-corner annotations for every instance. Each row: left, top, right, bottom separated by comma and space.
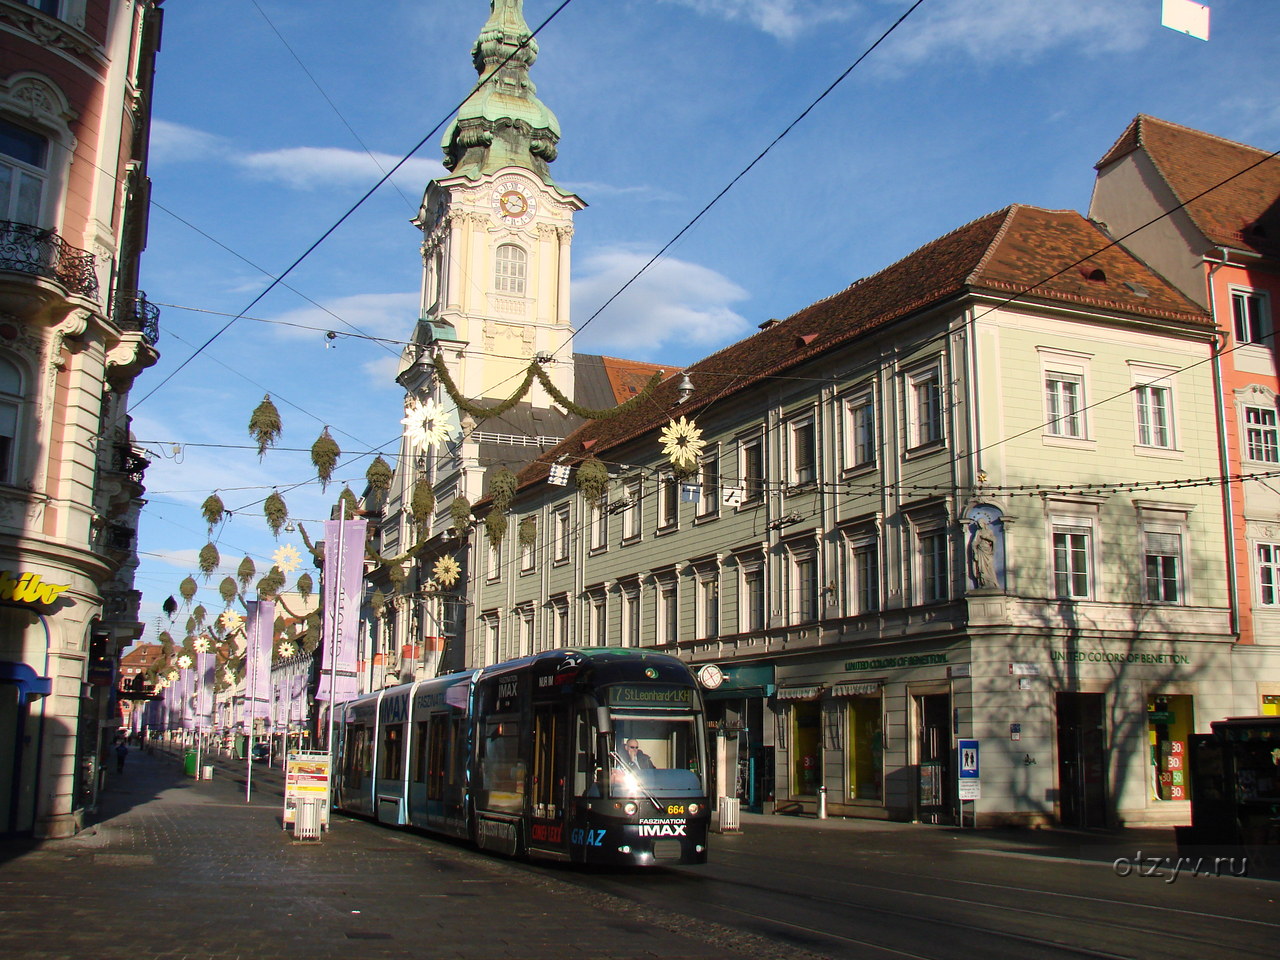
0, 220, 99, 300
111, 290, 160, 346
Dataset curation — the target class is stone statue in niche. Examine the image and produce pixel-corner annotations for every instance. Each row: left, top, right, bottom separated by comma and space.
966, 504, 1004, 592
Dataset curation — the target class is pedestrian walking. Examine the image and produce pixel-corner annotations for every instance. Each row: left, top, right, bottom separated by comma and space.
115, 740, 128, 773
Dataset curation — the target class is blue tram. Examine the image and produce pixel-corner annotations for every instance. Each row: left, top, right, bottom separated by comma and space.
332, 648, 711, 866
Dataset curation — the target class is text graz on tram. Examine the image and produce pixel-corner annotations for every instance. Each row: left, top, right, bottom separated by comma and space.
333, 649, 711, 865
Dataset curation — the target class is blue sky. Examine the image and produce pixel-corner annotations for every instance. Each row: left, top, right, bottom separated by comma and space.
130, 0, 1280, 642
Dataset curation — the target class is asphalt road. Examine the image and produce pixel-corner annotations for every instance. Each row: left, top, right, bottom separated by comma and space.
1, 746, 1275, 960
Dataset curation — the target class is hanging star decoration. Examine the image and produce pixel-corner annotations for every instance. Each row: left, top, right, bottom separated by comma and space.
272, 544, 303, 575
193, 635, 211, 653
402, 397, 453, 451
219, 610, 244, 633
433, 555, 461, 588
659, 416, 705, 472
222, 667, 238, 685
176, 654, 193, 670
277, 640, 297, 659
167, 670, 180, 683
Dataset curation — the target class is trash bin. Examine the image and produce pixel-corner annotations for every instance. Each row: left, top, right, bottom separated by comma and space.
183, 750, 198, 778
718, 796, 741, 833
202, 764, 214, 781
295, 798, 322, 840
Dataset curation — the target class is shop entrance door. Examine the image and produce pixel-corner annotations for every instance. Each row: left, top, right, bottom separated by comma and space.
1056, 692, 1107, 828
913, 693, 951, 823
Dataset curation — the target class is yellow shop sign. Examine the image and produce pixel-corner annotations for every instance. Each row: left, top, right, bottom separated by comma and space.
0, 570, 71, 606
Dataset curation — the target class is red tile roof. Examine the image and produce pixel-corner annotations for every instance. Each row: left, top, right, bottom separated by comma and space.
1096, 114, 1280, 256
511, 205, 1210, 491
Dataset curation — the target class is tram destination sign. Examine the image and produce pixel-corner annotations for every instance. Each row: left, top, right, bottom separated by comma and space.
606, 684, 695, 708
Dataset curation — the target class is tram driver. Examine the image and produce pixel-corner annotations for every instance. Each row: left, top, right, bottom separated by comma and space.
621, 738, 655, 772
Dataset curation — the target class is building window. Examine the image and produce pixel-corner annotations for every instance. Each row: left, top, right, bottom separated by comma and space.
519, 517, 536, 571
552, 507, 570, 563
1245, 406, 1279, 463
1257, 542, 1280, 606
0, 356, 20, 485
1232, 289, 1270, 346
1144, 530, 1181, 603
658, 474, 678, 530
845, 391, 876, 470
790, 548, 818, 623
909, 367, 944, 448
696, 454, 719, 519
621, 581, 641, 646
658, 579, 678, 645
518, 607, 534, 657
588, 592, 608, 646
22, 1, 60, 15
1135, 383, 1173, 448
620, 480, 641, 541
589, 497, 608, 551
1053, 526, 1092, 599
486, 538, 501, 581
850, 536, 880, 614
917, 528, 948, 604
740, 435, 764, 503
741, 563, 765, 633
697, 575, 719, 640
1045, 373, 1085, 438
549, 597, 569, 648
495, 243, 526, 295
789, 415, 816, 485
0, 119, 48, 225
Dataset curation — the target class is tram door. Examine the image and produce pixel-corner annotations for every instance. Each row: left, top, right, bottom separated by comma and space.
528, 702, 571, 854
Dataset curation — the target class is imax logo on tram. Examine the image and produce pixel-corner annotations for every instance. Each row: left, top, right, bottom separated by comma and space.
380, 693, 409, 723
637, 823, 687, 838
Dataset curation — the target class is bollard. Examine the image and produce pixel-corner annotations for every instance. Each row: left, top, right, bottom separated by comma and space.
818, 784, 828, 820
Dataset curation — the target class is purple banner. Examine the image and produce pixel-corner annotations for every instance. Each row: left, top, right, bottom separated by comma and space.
316, 518, 367, 703
289, 672, 307, 723
179, 666, 195, 730
196, 652, 216, 732
244, 599, 276, 724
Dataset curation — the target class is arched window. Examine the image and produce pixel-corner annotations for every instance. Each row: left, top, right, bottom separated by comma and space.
0, 356, 23, 485
495, 244, 526, 296
0, 118, 49, 225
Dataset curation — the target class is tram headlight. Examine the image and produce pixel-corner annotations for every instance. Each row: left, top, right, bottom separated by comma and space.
623, 801, 638, 816
687, 802, 701, 816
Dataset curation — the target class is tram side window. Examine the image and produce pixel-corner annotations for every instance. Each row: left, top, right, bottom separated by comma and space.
381, 725, 403, 780
345, 726, 370, 788
427, 715, 448, 800
412, 721, 429, 783
574, 713, 599, 797
478, 717, 525, 813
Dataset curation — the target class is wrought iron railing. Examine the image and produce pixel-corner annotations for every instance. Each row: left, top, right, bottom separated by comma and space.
112, 290, 160, 346
112, 444, 150, 485
0, 220, 99, 300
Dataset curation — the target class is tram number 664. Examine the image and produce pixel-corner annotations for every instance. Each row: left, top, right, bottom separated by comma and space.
665, 804, 685, 815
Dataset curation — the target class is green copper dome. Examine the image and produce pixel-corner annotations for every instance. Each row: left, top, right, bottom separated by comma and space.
442, 0, 562, 183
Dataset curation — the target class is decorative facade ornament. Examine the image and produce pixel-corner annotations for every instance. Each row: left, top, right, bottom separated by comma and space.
660, 416, 705, 473
433, 554, 461, 587
401, 397, 453, 450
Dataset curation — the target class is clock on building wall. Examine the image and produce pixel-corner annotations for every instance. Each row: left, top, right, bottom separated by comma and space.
492, 179, 537, 226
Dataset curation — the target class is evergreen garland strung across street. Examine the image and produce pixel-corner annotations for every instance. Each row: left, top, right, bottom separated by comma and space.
366, 455, 393, 492
162, 595, 177, 618
450, 496, 472, 537
219, 576, 237, 605
485, 510, 508, 544
338, 487, 358, 520
201, 493, 225, 531
489, 467, 517, 511
248, 394, 283, 459
179, 576, 197, 603
431, 354, 664, 422
198, 542, 220, 580
264, 490, 288, 538
296, 572, 313, 601
257, 565, 286, 599
311, 428, 340, 490
574, 456, 609, 502
518, 516, 536, 547
411, 478, 435, 526
237, 556, 256, 591
192, 604, 207, 626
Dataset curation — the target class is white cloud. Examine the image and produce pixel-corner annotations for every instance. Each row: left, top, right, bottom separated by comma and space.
659, 0, 855, 40
572, 249, 751, 360
559, 180, 682, 203
885, 0, 1148, 68
150, 119, 229, 164
235, 146, 445, 192
266, 291, 420, 344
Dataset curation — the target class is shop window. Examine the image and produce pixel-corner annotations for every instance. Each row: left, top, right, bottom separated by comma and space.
1148, 694, 1193, 801
846, 695, 883, 801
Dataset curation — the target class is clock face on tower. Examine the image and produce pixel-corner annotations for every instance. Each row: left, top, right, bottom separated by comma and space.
492, 179, 537, 226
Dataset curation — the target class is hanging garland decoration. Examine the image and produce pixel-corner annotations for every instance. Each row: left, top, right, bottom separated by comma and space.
302, 612, 320, 653
264, 490, 289, 538
192, 604, 207, 626
489, 467, 518, 512
484, 510, 508, 544
198, 542, 220, 580
237, 557, 256, 591
248, 394, 283, 459
450, 496, 472, 537
366, 455, 393, 493
219, 576, 237, 606
433, 554, 461, 587
388, 562, 407, 590
432, 354, 665, 423
201, 493, 225, 532
162, 595, 178, 619
310, 428, 341, 490
574, 456, 610, 502
411, 478, 435, 527
273, 614, 286, 637
401, 397, 454, 450
370, 588, 386, 620
659, 416, 706, 477
257, 565, 286, 599
296, 572, 313, 601
297, 523, 323, 567
179, 575, 197, 604
185, 615, 197, 635
338, 487, 358, 520
158, 631, 174, 656
518, 516, 536, 548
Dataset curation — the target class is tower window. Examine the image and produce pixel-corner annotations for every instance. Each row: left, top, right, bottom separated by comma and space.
495, 244, 526, 295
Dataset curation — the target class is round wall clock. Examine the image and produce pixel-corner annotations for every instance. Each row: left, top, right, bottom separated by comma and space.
492, 179, 537, 226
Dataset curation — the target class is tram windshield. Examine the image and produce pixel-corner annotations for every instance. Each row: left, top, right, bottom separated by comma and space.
606, 713, 706, 799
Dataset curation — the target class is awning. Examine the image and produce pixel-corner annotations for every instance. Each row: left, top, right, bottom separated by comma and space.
775, 684, 822, 701
830, 680, 884, 698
